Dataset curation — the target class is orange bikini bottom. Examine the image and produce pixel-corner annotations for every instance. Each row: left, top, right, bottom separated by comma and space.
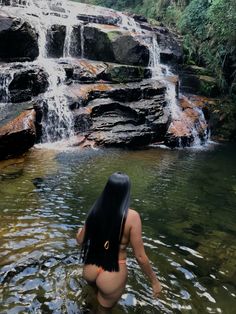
97, 259, 126, 275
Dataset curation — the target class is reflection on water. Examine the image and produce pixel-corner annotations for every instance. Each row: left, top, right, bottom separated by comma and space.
0, 144, 236, 313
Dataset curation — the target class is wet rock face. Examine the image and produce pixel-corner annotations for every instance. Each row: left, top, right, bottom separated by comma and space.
76, 13, 121, 26
112, 34, 150, 66
8, 67, 49, 103
0, 13, 39, 62
179, 66, 220, 97
71, 24, 150, 66
60, 59, 151, 84
164, 95, 209, 148
0, 109, 36, 159
70, 81, 170, 147
155, 27, 183, 65
46, 25, 66, 58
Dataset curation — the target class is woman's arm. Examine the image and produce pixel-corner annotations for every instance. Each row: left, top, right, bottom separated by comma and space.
76, 226, 85, 245
129, 211, 162, 297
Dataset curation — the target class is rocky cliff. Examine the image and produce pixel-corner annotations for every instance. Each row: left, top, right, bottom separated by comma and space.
0, 0, 209, 159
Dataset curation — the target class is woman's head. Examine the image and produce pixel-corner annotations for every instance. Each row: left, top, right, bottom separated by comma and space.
81, 172, 131, 271
100, 172, 131, 213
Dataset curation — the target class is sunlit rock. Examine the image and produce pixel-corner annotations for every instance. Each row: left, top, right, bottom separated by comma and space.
0, 109, 36, 159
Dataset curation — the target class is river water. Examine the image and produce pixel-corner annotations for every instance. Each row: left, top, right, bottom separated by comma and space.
0, 144, 236, 313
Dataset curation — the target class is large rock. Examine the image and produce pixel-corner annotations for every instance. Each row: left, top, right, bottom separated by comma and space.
60, 59, 151, 83
66, 81, 166, 109
86, 95, 170, 147
71, 24, 150, 66
60, 59, 108, 83
0, 12, 39, 62
154, 26, 183, 65
46, 24, 66, 58
180, 68, 220, 97
100, 64, 151, 83
0, 109, 36, 159
69, 81, 170, 147
8, 66, 49, 103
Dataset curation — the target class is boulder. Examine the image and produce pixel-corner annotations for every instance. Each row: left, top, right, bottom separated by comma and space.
180, 73, 220, 97
0, 12, 39, 62
8, 67, 49, 103
100, 64, 152, 83
71, 24, 150, 66
86, 96, 169, 147
70, 80, 170, 147
154, 26, 183, 64
60, 59, 151, 83
46, 24, 66, 58
66, 81, 166, 110
60, 59, 108, 83
0, 109, 36, 159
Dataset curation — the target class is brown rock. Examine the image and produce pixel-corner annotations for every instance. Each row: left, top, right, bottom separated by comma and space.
0, 109, 36, 160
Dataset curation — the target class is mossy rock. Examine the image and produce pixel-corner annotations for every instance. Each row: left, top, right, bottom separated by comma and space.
107, 30, 122, 41
208, 97, 236, 141
180, 73, 220, 97
199, 75, 219, 97
103, 65, 151, 83
182, 65, 213, 76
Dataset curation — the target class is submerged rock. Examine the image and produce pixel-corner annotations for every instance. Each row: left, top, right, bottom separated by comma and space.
0, 12, 39, 62
0, 109, 36, 160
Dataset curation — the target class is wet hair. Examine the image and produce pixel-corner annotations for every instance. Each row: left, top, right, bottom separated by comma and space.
81, 172, 131, 272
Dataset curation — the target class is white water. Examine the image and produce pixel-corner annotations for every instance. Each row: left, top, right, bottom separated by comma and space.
0, 67, 15, 103
146, 32, 209, 147
80, 24, 85, 59
0, 0, 78, 142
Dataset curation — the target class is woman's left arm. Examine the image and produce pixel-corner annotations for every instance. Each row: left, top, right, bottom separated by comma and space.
76, 226, 85, 245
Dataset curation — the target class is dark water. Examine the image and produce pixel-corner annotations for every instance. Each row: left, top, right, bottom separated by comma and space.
0, 143, 236, 313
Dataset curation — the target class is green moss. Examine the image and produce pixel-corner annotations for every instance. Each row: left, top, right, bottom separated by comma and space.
209, 96, 236, 141
199, 75, 219, 97
107, 65, 145, 83
107, 31, 122, 41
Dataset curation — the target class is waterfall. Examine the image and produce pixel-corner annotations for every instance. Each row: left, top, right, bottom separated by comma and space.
80, 24, 85, 59
147, 32, 209, 147
0, 68, 15, 103
1, 0, 78, 143
0, 0, 209, 148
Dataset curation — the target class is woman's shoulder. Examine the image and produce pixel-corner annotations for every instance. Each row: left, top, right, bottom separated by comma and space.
127, 208, 140, 221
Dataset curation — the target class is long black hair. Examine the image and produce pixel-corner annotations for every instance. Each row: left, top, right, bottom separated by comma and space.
80, 172, 131, 272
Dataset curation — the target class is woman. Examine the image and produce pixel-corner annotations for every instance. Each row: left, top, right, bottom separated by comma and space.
76, 172, 162, 310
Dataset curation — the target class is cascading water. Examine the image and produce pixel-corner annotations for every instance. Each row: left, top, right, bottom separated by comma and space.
80, 24, 85, 59
147, 31, 209, 147
0, 68, 14, 103
0, 0, 79, 143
